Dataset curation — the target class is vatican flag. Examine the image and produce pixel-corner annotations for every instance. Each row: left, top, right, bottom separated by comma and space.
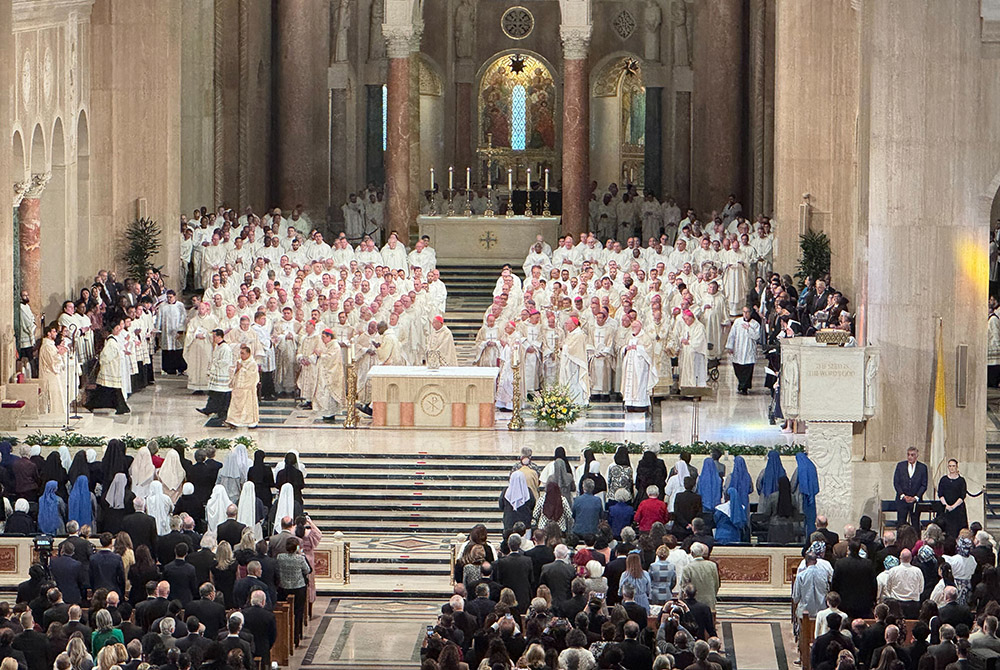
930, 318, 947, 481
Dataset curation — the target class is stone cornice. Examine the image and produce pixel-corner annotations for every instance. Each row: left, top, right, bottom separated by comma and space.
13, 0, 95, 32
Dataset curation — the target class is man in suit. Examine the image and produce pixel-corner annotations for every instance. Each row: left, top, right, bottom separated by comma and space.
62, 606, 91, 652
220, 615, 253, 670
972, 615, 1000, 656
267, 517, 295, 558
135, 581, 171, 633
41, 589, 70, 629
948, 638, 974, 670
707, 637, 733, 670
233, 562, 273, 610
157, 516, 195, 566
893, 446, 929, 529
868, 624, 911, 670
121, 498, 158, 555
928, 624, 959, 670
184, 584, 227, 639
176, 617, 213, 667
524, 529, 554, 585
681, 543, 721, 614
216, 506, 246, 548
11, 613, 49, 670
90, 533, 126, 598
241, 591, 277, 669
493, 534, 534, 614
815, 516, 840, 555
467, 562, 502, 603
619, 620, 653, 670
48, 543, 87, 606
681, 584, 716, 639
604, 544, 630, 607
807, 278, 830, 319
464, 583, 496, 625
558, 578, 590, 621
939, 586, 975, 629
187, 450, 218, 506
810, 613, 855, 669
539, 544, 576, 606
58, 521, 94, 566
832, 541, 877, 619
162, 544, 198, 606
119, 641, 143, 670
620, 583, 648, 628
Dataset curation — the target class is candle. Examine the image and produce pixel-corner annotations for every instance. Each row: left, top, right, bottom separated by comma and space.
448, 166, 453, 192
466, 166, 471, 192
430, 168, 434, 191
347, 345, 353, 366
544, 168, 549, 192
508, 168, 513, 193
526, 168, 531, 192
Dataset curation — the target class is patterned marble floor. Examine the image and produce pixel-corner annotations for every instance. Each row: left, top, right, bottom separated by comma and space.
290, 598, 797, 670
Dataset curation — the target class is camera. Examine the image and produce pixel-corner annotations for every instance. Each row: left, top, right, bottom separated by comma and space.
33, 534, 53, 571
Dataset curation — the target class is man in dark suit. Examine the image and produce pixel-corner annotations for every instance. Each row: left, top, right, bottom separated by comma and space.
810, 613, 855, 669
939, 586, 975, 629
807, 278, 830, 319
707, 638, 733, 670
232, 562, 273, 610
215, 507, 246, 548
176, 617, 213, 667
464, 584, 496, 625
604, 544, 630, 607
815, 516, 839, 555
187, 450, 218, 506
681, 584, 716, 639
893, 446, 929, 529
620, 584, 648, 628
135, 582, 171, 633
267, 517, 295, 558
927, 625, 959, 670
524, 529, 554, 585
184, 584, 227, 639
868, 624, 911, 670
162, 544, 198, 606
492, 534, 534, 614
157, 517, 194, 566
538, 544, 576, 606
48, 543, 87, 605
121, 499, 158, 555
90, 533, 126, 598
671, 476, 703, 538
947, 638, 974, 670
557, 578, 589, 621
466, 562, 502, 603
220, 616, 253, 670
619, 621, 652, 670
62, 606, 91, 652
11, 612, 50, 670
58, 522, 94, 566
241, 591, 277, 669
41, 589, 70, 629
831, 540, 877, 619
204, 448, 223, 480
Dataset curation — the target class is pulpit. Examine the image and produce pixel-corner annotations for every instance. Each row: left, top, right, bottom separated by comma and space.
369, 366, 499, 428
781, 338, 878, 533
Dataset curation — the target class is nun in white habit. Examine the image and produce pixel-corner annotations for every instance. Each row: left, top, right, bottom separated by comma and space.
145, 481, 174, 535
217, 444, 252, 501
129, 446, 156, 500
205, 484, 233, 533
272, 483, 296, 534
663, 458, 691, 513
237, 481, 264, 541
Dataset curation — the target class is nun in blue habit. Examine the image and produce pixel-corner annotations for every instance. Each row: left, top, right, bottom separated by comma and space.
756, 449, 786, 498
37, 480, 66, 536
697, 457, 722, 513
714, 487, 748, 544
68, 475, 93, 529
791, 451, 820, 538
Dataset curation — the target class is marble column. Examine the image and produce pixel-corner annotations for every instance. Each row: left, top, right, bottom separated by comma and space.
691, 0, 745, 214
644, 88, 663, 197
365, 85, 386, 186
384, 29, 413, 237
454, 82, 473, 179
17, 174, 48, 335
560, 27, 591, 237
274, 0, 331, 217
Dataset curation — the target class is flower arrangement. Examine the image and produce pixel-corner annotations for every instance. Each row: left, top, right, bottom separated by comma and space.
588, 439, 805, 457
531, 385, 585, 430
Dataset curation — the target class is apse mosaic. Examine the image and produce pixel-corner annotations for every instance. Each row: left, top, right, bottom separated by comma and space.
479, 53, 556, 151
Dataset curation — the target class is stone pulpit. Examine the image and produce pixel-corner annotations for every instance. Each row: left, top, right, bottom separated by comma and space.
781, 337, 878, 533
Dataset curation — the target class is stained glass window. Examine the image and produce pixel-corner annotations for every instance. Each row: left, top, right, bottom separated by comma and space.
382, 85, 387, 151
511, 85, 526, 151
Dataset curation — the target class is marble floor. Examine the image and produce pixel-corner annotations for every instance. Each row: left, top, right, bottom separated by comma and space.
292, 598, 798, 670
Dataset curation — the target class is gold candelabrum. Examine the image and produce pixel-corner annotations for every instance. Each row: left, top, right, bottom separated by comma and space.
343, 359, 360, 428
484, 184, 495, 217
506, 194, 515, 218
508, 359, 524, 431
542, 190, 551, 217
446, 189, 456, 217
463, 191, 473, 216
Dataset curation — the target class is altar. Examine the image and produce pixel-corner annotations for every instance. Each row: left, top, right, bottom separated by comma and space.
418, 215, 560, 265
369, 366, 500, 428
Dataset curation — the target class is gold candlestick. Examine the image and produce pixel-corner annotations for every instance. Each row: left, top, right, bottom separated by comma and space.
509, 359, 524, 431
484, 183, 495, 217
343, 360, 360, 428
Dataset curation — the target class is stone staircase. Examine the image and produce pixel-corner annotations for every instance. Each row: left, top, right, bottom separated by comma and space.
437, 263, 508, 342
263, 449, 577, 597
986, 441, 1000, 531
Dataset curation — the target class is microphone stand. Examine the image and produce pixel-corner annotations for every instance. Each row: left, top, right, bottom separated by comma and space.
62, 324, 78, 432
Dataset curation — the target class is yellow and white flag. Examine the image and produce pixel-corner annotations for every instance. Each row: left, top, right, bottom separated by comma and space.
930, 318, 947, 478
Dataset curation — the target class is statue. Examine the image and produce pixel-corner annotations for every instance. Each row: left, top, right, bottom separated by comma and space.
368, 0, 384, 61
335, 0, 352, 63
1, 326, 14, 383
454, 0, 475, 61
643, 1, 662, 62
671, 0, 690, 67
864, 352, 879, 416
782, 352, 799, 415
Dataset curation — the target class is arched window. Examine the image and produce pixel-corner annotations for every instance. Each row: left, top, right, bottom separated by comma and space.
511, 85, 527, 151
382, 84, 388, 151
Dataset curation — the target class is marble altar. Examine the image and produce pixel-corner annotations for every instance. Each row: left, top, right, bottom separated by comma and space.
417, 215, 561, 265
369, 366, 499, 428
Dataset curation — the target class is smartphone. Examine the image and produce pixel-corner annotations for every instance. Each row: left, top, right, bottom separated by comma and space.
426, 625, 434, 637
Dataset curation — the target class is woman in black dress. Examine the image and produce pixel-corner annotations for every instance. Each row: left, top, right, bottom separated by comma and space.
937, 458, 968, 538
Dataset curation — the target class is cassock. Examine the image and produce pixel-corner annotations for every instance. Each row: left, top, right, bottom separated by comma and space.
272, 317, 301, 394
620, 329, 658, 409
427, 324, 458, 367
183, 313, 218, 391
156, 301, 188, 373
227, 357, 260, 428
559, 326, 591, 405
677, 318, 709, 388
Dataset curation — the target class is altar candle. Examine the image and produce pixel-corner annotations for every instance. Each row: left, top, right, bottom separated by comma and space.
526, 168, 531, 192
544, 168, 549, 192
347, 345, 353, 366
508, 168, 513, 193
448, 166, 453, 192
430, 168, 434, 191
466, 166, 471, 192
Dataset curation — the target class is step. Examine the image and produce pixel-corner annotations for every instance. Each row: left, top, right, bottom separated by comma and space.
303, 472, 514, 481
303, 499, 500, 511
304, 490, 497, 501
260, 452, 577, 462
299, 481, 506, 492
310, 521, 501, 533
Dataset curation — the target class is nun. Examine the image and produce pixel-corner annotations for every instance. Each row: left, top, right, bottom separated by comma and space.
100, 439, 131, 492
579, 460, 608, 504
274, 453, 305, 505
663, 457, 692, 512
247, 450, 275, 510
156, 449, 186, 503
129, 446, 156, 500
791, 450, 820, 538
145, 481, 175, 535
696, 457, 722, 513
756, 449, 786, 499
174, 482, 204, 528
39, 452, 68, 502
499, 470, 534, 534
539, 447, 576, 500
237, 481, 265, 541
633, 450, 666, 506
38, 481, 66, 535
99, 473, 133, 535
216, 444, 251, 501
714, 487, 748, 545
271, 483, 298, 533
205, 484, 233, 533
68, 475, 94, 530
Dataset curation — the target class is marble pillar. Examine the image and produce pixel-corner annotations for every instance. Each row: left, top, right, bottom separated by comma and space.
17, 174, 48, 336
365, 85, 386, 186
454, 82, 473, 180
384, 32, 413, 238
644, 88, 663, 198
274, 0, 331, 218
691, 0, 745, 214
673, 92, 692, 205
408, 49, 422, 234
561, 28, 591, 237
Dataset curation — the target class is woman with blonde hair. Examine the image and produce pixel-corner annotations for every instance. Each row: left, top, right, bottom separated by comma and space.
66, 636, 93, 670
114, 532, 134, 577
498, 587, 518, 612
519, 644, 547, 669
211, 540, 238, 608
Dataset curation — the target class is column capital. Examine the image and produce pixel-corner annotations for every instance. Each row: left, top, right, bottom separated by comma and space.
24, 172, 51, 200
383, 23, 416, 59
560, 25, 592, 60
12, 180, 30, 208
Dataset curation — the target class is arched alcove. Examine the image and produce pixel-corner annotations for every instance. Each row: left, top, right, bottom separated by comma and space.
76, 111, 90, 288
590, 54, 646, 191
29, 124, 45, 175
11, 130, 24, 185
40, 118, 67, 318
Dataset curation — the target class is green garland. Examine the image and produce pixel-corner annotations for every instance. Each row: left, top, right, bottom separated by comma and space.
0, 432, 255, 451
588, 439, 805, 457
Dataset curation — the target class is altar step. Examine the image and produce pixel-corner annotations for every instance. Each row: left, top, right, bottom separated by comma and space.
983, 441, 1000, 531
437, 263, 506, 341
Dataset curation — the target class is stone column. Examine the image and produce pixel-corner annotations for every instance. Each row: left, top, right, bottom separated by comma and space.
454, 82, 473, 178
17, 173, 49, 335
384, 27, 414, 238
274, 0, 331, 217
560, 26, 591, 237
691, 0, 745, 214
644, 88, 663, 197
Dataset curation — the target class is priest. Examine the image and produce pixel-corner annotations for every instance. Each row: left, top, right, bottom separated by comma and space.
620, 319, 658, 411
559, 317, 591, 405
588, 311, 617, 402
295, 320, 324, 410
725, 306, 760, 395
316, 328, 345, 422
183, 301, 218, 393
156, 290, 188, 375
676, 310, 708, 389
272, 306, 301, 397
84, 316, 130, 415
426, 316, 458, 367
474, 313, 502, 367
227, 344, 260, 429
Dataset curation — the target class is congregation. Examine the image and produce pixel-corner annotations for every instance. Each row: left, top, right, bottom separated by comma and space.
0, 438, 320, 670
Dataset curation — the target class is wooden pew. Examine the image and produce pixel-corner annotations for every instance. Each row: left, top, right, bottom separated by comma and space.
288, 593, 299, 648
273, 602, 291, 666
799, 614, 815, 670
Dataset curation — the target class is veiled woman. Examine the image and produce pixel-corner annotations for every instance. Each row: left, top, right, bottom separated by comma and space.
205, 484, 233, 534
247, 451, 274, 509
128, 446, 155, 500
99, 473, 132, 535
216, 444, 251, 501
145, 481, 174, 536
68, 475, 94, 530
156, 449, 186, 503
275, 453, 305, 505
605, 446, 634, 501
38, 481, 66, 536
539, 447, 575, 501
633, 450, 666, 506
100, 439, 131, 492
